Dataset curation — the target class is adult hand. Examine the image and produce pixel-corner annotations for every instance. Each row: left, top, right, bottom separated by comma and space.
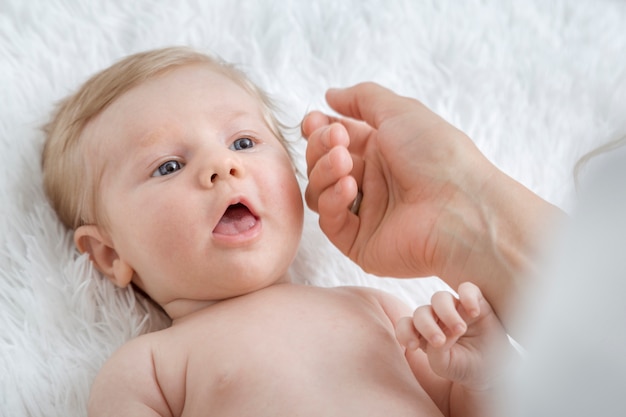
303, 82, 562, 330
304, 82, 495, 278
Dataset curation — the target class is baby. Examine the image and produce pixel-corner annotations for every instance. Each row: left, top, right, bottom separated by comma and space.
42, 47, 511, 416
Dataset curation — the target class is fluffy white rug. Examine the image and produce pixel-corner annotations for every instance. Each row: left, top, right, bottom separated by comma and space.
1, 0, 625, 415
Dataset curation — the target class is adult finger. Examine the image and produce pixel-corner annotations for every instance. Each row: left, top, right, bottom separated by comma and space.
303, 111, 374, 155
317, 175, 360, 253
325, 82, 414, 129
305, 145, 353, 210
305, 123, 350, 177
301, 111, 335, 139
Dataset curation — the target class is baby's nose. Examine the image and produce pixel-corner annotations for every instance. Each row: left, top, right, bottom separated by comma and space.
200, 156, 244, 188
210, 167, 239, 182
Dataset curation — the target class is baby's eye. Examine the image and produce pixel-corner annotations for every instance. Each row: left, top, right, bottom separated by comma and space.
152, 160, 184, 177
230, 137, 255, 151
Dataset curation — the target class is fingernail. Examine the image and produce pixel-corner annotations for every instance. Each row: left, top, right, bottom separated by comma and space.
327, 87, 344, 96
407, 340, 419, 351
350, 190, 363, 215
334, 181, 343, 195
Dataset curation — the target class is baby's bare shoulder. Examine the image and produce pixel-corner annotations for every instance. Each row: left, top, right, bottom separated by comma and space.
88, 331, 175, 416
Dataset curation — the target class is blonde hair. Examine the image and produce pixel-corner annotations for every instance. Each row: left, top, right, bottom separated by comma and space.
42, 47, 286, 230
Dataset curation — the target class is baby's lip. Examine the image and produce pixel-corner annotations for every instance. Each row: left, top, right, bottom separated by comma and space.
212, 200, 260, 236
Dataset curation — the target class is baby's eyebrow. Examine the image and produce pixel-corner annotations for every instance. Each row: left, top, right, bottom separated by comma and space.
222, 105, 268, 122
224, 109, 253, 121
135, 125, 176, 148
132, 109, 261, 149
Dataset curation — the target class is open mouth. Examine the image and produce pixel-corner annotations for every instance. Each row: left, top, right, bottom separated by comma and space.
213, 203, 259, 236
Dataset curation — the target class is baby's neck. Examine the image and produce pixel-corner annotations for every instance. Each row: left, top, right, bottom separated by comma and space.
165, 279, 293, 322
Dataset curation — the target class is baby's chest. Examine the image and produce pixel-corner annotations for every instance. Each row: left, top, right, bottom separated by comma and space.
184, 296, 394, 373
155, 293, 406, 415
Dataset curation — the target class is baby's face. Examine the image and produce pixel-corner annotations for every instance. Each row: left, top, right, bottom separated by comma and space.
81, 64, 304, 317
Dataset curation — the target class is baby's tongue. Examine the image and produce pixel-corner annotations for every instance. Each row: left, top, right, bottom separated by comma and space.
214, 204, 256, 235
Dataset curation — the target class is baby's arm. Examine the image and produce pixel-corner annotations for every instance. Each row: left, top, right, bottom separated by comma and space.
395, 282, 513, 417
88, 336, 173, 417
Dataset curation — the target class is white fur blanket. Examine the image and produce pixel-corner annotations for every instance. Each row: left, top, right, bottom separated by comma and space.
1, 1, 625, 415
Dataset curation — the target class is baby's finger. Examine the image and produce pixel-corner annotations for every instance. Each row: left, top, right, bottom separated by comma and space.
395, 317, 422, 351
412, 305, 446, 348
457, 282, 484, 320
430, 291, 466, 339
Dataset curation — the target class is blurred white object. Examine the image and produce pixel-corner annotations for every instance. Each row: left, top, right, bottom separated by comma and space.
507, 150, 626, 416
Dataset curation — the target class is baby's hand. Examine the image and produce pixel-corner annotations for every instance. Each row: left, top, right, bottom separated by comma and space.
396, 282, 507, 388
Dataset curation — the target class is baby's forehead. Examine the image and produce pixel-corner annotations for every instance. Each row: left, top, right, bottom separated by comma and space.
84, 73, 264, 143
129, 66, 259, 111
101, 65, 254, 113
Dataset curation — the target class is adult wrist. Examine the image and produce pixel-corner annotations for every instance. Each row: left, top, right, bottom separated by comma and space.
435, 166, 564, 332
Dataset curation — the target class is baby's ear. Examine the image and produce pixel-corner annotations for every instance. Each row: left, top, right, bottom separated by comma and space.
74, 225, 134, 288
